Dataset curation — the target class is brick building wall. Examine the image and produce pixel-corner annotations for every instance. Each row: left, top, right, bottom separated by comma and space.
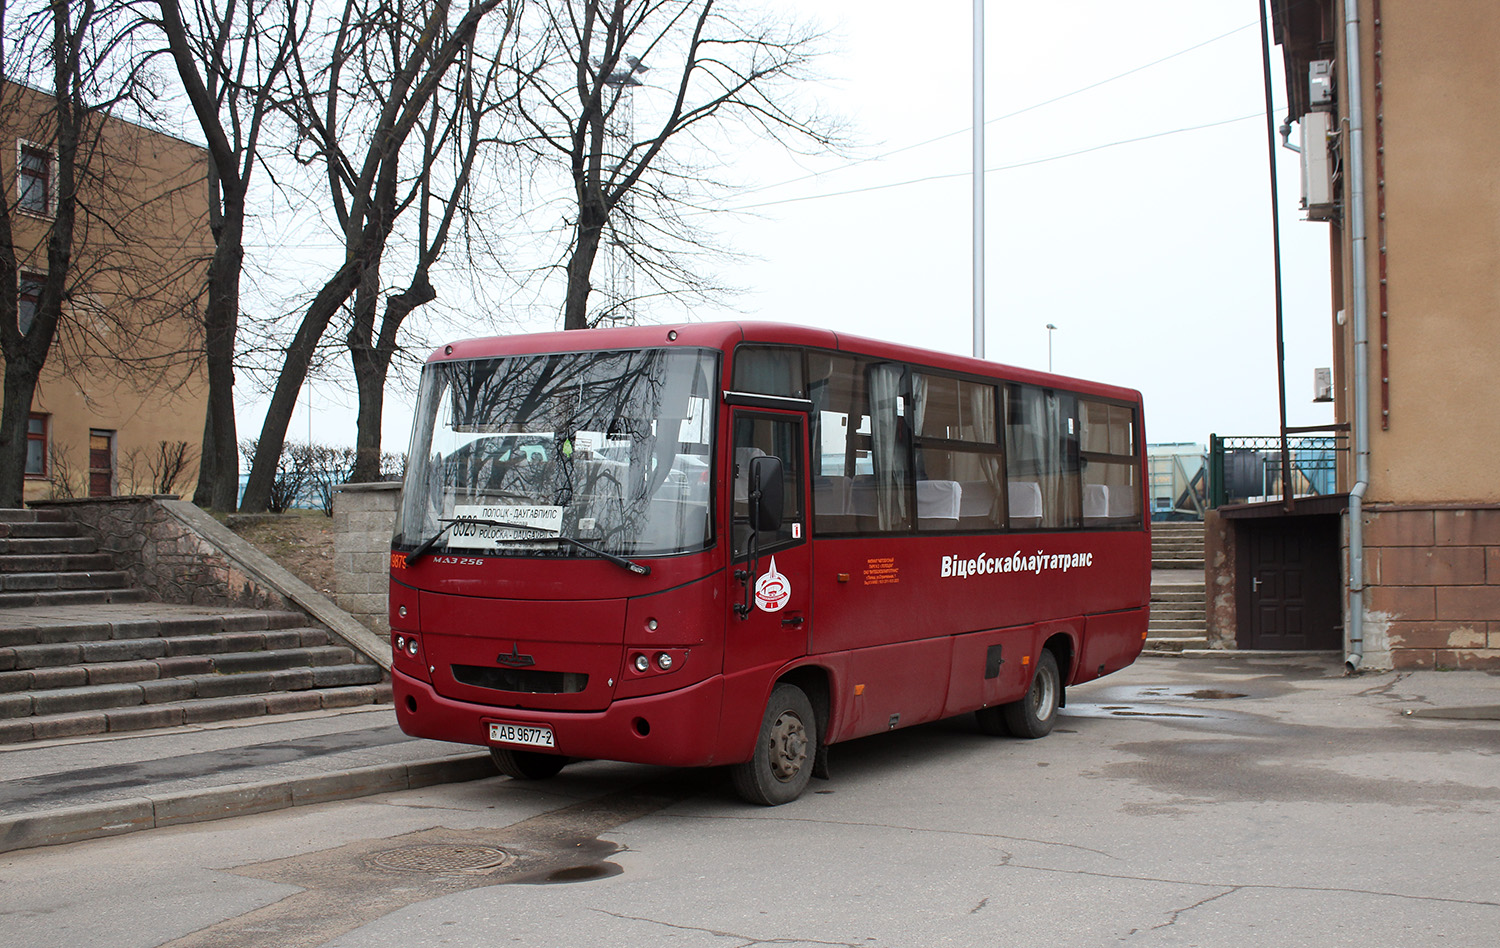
1363, 505, 1500, 670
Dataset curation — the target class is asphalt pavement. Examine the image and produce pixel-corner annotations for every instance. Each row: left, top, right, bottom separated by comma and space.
2, 653, 1496, 857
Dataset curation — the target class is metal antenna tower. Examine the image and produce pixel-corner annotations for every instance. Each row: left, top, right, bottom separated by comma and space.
591, 54, 648, 328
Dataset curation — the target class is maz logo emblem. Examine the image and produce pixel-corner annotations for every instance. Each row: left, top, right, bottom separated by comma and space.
496, 644, 536, 668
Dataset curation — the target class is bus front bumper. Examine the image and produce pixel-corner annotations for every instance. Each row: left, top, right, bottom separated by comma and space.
392, 667, 728, 768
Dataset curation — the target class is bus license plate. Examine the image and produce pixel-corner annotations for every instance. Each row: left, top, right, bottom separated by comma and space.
489, 722, 555, 748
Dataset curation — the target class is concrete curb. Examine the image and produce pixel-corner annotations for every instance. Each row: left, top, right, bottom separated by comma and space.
0, 752, 493, 855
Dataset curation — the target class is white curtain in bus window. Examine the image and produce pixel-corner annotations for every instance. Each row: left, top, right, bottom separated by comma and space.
862, 363, 912, 532
1080, 399, 1139, 527
910, 374, 1004, 530
1004, 384, 1081, 529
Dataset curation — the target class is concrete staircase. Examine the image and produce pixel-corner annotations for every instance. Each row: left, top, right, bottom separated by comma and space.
0, 508, 389, 743
1151, 521, 1205, 570
1147, 521, 1208, 653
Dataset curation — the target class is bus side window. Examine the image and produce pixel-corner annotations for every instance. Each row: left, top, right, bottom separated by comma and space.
1004, 384, 1081, 529
732, 414, 804, 558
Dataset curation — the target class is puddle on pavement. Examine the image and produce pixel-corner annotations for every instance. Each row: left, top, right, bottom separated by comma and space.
1064, 685, 1248, 720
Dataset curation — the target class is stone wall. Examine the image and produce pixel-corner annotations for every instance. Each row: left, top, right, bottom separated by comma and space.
34, 496, 296, 610
1363, 505, 1500, 670
1203, 510, 1236, 649
333, 482, 401, 635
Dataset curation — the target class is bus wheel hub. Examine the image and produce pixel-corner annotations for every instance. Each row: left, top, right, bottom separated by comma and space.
770, 711, 808, 781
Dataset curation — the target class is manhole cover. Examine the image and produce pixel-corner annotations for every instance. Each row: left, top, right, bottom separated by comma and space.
370, 845, 513, 873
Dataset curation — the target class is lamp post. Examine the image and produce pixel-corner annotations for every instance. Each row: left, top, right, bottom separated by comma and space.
1046, 323, 1057, 372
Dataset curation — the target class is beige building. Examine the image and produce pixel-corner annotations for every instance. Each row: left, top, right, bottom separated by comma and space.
1210, 2, 1500, 671
1, 82, 210, 502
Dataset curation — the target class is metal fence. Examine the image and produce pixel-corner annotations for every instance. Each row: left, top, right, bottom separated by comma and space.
1208, 433, 1348, 508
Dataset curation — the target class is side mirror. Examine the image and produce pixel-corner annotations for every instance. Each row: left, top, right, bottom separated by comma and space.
748, 455, 784, 533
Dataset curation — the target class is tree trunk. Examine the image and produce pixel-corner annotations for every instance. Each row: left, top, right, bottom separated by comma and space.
193, 205, 243, 510
0, 360, 42, 508
350, 276, 435, 483
562, 197, 607, 330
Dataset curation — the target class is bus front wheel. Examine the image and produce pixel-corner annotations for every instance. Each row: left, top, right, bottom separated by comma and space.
732, 683, 816, 806
490, 747, 567, 780
1001, 650, 1061, 739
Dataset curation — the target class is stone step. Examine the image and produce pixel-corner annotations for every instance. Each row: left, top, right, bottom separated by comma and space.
0, 521, 82, 539
0, 588, 150, 608
0, 663, 385, 720
0, 682, 394, 743
1150, 590, 1206, 603
1143, 636, 1208, 653
0, 553, 115, 574
2, 627, 334, 671
0, 536, 99, 555
1152, 559, 1205, 570
0, 609, 308, 649
0, 508, 67, 524
1148, 617, 1207, 631
0, 643, 353, 691
1146, 612, 1206, 627
0, 570, 131, 592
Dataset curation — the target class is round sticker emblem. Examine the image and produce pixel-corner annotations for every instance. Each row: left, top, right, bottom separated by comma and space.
754, 556, 791, 613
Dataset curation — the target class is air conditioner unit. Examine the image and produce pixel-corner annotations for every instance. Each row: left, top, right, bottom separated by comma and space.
1300, 110, 1335, 219
1314, 367, 1333, 403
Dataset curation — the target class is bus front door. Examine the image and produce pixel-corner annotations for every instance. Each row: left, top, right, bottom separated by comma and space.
725, 408, 811, 677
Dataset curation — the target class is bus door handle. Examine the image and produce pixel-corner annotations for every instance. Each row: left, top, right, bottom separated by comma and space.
781, 612, 805, 629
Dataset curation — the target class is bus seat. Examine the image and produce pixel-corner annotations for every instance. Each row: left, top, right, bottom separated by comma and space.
1108, 484, 1139, 520
1008, 479, 1042, 528
1083, 484, 1109, 523
958, 480, 999, 528
917, 480, 961, 529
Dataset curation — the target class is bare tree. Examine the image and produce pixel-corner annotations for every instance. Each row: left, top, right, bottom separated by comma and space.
512, 0, 839, 330
150, 0, 308, 511
236, 0, 504, 513
340, 6, 519, 482
0, 0, 203, 507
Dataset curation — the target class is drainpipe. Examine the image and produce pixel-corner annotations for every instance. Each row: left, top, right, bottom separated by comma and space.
1343, 0, 1371, 672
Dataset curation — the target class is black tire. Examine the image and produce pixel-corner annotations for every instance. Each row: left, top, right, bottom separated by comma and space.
1001, 650, 1061, 739
731, 683, 816, 806
490, 746, 567, 780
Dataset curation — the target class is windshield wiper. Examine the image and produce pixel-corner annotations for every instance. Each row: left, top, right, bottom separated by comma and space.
404, 517, 650, 576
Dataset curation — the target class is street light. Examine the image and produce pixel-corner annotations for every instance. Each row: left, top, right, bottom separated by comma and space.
1046, 323, 1057, 372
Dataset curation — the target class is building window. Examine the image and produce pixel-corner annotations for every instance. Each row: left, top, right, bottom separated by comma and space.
17, 143, 52, 216
18, 273, 42, 335
88, 428, 115, 497
25, 413, 48, 477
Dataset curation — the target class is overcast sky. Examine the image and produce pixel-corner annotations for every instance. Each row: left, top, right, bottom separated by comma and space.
262, 0, 1335, 455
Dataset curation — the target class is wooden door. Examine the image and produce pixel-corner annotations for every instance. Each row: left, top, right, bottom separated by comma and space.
1243, 517, 1340, 650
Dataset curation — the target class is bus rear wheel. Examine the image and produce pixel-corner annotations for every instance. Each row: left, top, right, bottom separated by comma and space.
732, 683, 816, 806
1001, 650, 1061, 739
490, 747, 567, 780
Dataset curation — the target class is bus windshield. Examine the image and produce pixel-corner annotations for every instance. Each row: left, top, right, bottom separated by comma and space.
395, 347, 719, 559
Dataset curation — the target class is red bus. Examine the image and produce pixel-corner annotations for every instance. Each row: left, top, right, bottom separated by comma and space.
389, 322, 1150, 804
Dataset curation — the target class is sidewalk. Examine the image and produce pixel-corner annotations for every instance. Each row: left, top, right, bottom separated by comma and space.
0, 705, 492, 854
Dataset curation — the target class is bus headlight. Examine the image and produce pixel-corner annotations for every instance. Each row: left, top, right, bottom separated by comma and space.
633, 654, 650, 673
656, 652, 673, 671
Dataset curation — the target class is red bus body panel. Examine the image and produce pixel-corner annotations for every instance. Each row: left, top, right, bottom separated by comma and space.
392, 321, 1150, 770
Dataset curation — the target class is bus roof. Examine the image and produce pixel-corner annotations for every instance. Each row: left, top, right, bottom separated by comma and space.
427, 321, 1143, 405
